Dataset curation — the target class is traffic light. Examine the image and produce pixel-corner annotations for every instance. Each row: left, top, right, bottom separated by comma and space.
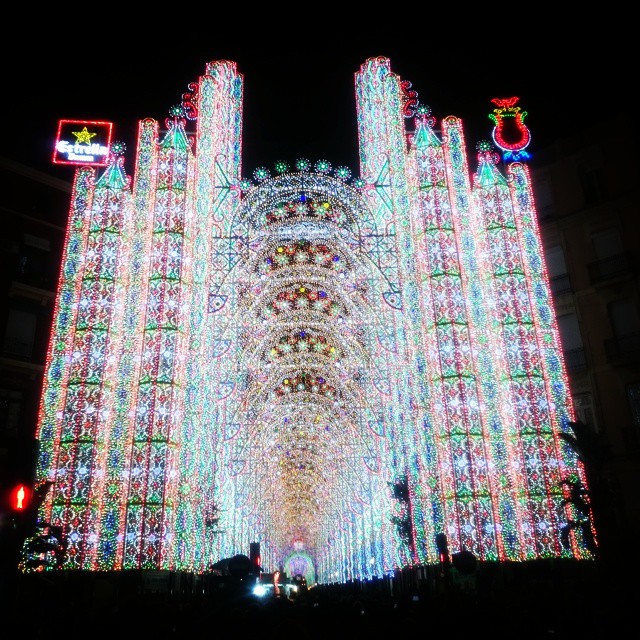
8, 483, 32, 512
1, 435, 37, 496
2, 481, 40, 543
0, 438, 50, 566
1, 478, 60, 574
1, 436, 38, 527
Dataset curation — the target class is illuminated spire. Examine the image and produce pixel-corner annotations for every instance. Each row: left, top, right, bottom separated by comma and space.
95, 140, 129, 189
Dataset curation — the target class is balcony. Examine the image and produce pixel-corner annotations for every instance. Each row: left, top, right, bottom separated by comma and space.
9, 280, 55, 305
2, 337, 33, 359
588, 251, 637, 286
604, 332, 640, 364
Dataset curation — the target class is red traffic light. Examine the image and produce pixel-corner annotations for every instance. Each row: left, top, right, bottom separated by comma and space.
10, 484, 32, 511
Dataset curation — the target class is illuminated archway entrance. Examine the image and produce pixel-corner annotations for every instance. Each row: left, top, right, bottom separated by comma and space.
32, 57, 589, 581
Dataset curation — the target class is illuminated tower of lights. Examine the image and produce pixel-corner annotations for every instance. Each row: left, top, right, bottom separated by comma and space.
32, 57, 592, 581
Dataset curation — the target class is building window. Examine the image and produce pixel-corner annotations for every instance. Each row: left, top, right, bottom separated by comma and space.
589, 228, 631, 283
573, 392, 598, 432
0, 388, 23, 437
605, 298, 640, 362
18, 234, 52, 288
2, 308, 37, 358
592, 228, 623, 261
608, 298, 640, 339
629, 383, 640, 429
557, 313, 586, 372
545, 245, 571, 295
578, 155, 607, 204
534, 177, 554, 219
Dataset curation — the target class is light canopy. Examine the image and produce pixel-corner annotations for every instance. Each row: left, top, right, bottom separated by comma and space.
31, 57, 591, 582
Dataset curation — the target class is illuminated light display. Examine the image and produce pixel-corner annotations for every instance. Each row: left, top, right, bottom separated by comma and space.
32, 57, 592, 580
489, 97, 532, 162
52, 119, 114, 166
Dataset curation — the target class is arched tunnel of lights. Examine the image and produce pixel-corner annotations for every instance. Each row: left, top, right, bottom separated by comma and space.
32, 57, 587, 582
224, 172, 394, 583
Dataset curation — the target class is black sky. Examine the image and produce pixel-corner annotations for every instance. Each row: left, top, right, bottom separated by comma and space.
2, 13, 628, 181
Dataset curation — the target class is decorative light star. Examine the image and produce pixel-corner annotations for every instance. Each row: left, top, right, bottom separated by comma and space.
72, 126, 97, 145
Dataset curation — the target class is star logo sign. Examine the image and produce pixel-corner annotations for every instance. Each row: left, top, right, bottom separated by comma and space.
72, 126, 97, 145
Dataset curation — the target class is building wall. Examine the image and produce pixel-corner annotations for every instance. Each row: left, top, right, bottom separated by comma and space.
0, 157, 70, 496
532, 113, 640, 554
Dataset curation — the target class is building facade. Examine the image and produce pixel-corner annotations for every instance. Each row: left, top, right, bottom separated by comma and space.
532, 115, 640, 558
0, 156, 70, 520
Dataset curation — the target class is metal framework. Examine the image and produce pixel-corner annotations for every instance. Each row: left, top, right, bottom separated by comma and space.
33, 57, 590, 583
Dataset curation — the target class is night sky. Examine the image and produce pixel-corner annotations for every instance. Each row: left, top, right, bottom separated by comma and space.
2, 13, 628, 181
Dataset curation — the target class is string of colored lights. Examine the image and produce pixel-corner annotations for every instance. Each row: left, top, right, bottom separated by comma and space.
31, 57, 591, 580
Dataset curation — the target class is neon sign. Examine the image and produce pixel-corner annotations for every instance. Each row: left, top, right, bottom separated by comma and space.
488, 97, 531, 162
53, 119, 113, 166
